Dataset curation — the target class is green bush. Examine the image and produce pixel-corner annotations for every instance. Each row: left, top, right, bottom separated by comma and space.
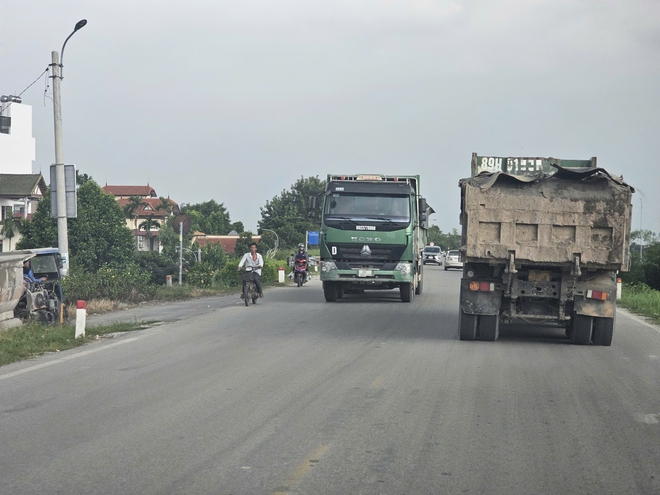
62, 265, 155, 303
186, 262, 222, 287
135, 251, 178, 285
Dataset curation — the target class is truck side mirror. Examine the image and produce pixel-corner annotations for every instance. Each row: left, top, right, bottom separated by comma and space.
309, 196, 317, 210
418, 197, 428, 214
420, 212, 427, 222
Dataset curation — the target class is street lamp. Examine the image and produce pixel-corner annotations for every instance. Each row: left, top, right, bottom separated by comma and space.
260, 229, 279, 250
51, 19, 87, 276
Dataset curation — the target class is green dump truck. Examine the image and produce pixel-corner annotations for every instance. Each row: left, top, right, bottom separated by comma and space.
318, 174, 433, 302
458, 153, 634, 345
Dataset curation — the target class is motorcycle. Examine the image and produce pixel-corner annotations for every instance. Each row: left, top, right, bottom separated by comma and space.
241, 266, 259, 306
293, 259, 308, 287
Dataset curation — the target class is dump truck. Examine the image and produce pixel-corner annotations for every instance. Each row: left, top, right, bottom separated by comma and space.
317, 174, 433, 302
458, 153, 634, 345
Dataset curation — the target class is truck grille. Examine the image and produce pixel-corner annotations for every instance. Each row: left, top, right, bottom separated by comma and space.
330, 243, 407, 268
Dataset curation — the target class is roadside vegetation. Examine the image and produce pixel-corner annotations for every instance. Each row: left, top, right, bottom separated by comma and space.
619, 230, 660, 323
14, 174, 320, 313
0, 321, 147, 367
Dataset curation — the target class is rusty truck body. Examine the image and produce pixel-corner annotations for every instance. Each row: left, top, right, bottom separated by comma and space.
458, 153, 634, 345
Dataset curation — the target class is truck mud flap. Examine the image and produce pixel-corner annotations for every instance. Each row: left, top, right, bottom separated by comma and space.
460, 279, 502, 316
573, 297, 616, 318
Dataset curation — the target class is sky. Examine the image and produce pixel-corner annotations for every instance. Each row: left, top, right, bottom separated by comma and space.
2, 0, 659, 234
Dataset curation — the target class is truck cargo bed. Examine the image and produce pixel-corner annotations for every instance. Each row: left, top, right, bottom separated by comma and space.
460, 167, 634, 269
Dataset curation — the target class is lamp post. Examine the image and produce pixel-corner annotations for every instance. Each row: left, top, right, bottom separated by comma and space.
260, 228, 279, 250
51, 19, 87, 276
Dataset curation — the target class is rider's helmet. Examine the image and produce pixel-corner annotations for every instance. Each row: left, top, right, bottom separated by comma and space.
298, 243, 304, 251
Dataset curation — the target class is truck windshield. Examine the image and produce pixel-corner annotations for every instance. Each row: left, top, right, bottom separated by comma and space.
324, 194, 410, 222
31, 255, 58, 275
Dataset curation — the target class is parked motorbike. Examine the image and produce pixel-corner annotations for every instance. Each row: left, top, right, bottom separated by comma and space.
293, 259, 308, 287
241, 266, 259, 306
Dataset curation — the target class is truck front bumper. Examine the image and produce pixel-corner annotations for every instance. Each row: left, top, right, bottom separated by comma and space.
320, 261, 414, 287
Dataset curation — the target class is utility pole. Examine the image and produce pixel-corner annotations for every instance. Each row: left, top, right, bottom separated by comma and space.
50, 20, 86, 276
51, 51, 69, 275
179, 221, 183, 286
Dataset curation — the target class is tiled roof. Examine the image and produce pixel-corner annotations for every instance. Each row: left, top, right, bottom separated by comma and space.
117, 197, 179, 218
0, 174, 47, 197
102, 185, 157, 197
193, 234, 262, 254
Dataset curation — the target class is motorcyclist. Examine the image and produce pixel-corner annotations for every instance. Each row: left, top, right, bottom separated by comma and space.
293, 243, 309, 281
238, 242, 264, 297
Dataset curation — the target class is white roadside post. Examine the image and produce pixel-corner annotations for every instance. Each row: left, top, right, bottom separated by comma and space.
278, 266, 285, 283
617, 278, 622, 300
75, 300, 86, 338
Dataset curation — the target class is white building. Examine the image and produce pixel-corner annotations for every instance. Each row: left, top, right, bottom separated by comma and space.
0, 97, 36, 174
0, 97, 41, 251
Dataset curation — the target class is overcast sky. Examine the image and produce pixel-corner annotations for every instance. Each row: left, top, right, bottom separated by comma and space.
3, 0, 659, 234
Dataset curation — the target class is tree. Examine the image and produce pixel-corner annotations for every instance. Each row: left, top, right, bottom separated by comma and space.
155, 196, 174, 216
183, 200, 231, 235
123, 195, 146, 250
1, 207, 19, 251
17, 180, 135, 272
427, 225, 461, 250
230, 221, 244, 234
234, 231, 254, 257
259, 176, 325, 248
139, 216, 160, 251
76, 171, 93, 186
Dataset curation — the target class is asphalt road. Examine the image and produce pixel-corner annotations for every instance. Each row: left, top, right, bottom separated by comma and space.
1, 267, 660, 495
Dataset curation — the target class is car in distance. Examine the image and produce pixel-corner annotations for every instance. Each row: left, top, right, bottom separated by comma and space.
422, 245, 443, 265
443, 249, 463, 270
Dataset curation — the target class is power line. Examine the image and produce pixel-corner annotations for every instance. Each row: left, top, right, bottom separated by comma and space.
1, 67, 50, 115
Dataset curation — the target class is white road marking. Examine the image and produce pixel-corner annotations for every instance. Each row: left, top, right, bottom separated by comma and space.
0, 336, 142, 381
635, 413, 660, 425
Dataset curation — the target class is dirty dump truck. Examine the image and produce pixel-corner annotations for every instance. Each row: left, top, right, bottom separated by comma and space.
318, 174, 433, 303
458, 153, 634, 345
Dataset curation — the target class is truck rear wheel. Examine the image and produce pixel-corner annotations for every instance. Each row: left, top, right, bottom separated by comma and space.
400, 282, 414, 303
571, 314, 592, 345
459, 310, 477, 341
592, 316, 614, 346
323, 282, 338, 302
478, 315, 500, 341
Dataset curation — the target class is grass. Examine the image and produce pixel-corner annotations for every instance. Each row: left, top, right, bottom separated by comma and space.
619, 283, 660, 324
0, 320, 147, 367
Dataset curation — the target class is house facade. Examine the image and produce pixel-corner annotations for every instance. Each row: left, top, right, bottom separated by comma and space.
102, 184, 179, 252
0, 174, 47, 252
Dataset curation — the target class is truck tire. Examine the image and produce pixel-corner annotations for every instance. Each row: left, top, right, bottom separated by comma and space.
459, 310, 477, 341
337, 287, 344, 299
415, 266, 424, 295
478, 315, 500, 341
592, 316, 614, 346
571, 314, 592, 345
323, 282, 338, 302
400, 282, 414, 303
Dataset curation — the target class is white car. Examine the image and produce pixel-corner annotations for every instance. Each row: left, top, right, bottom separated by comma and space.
443, 249, 463, 270
422, 245, 443, 265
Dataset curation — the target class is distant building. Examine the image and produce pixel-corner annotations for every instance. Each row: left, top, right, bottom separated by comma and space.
102, 184, 179, 252
0, 173, 47, 251
192, 232, 261, 255
0, 97, 36, 175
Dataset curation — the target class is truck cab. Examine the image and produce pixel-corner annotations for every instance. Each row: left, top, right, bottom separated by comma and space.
318, 174, 432, 303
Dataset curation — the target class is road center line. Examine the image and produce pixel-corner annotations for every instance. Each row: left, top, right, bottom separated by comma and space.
273, 444, 328, 495
0, 336, 143, 381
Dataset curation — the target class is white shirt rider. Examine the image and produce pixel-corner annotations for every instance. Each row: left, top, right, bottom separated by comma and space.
238, 250, 264, 275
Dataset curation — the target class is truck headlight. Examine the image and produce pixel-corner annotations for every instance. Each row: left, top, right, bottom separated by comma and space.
395, 263, 412, 275
321, 261, 337, 273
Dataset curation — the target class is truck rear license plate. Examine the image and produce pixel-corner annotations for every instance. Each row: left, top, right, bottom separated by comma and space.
358, 269, 372, 278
